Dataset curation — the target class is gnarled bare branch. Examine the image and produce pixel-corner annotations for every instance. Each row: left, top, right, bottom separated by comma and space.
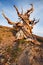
25, 4, 34, 15
2, 12, 15, 25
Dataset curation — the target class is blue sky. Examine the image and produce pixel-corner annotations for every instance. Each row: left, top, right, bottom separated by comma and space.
0, 0, 43, 36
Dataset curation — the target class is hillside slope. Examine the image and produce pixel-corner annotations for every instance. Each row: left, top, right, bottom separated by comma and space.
0, 25, 43, 65
0, 25, 16, 46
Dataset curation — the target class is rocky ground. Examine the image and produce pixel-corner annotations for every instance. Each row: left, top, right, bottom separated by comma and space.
0, 26, 43, 65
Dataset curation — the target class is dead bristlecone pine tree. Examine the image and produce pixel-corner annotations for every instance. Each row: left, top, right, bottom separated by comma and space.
0, 4, 43, 65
